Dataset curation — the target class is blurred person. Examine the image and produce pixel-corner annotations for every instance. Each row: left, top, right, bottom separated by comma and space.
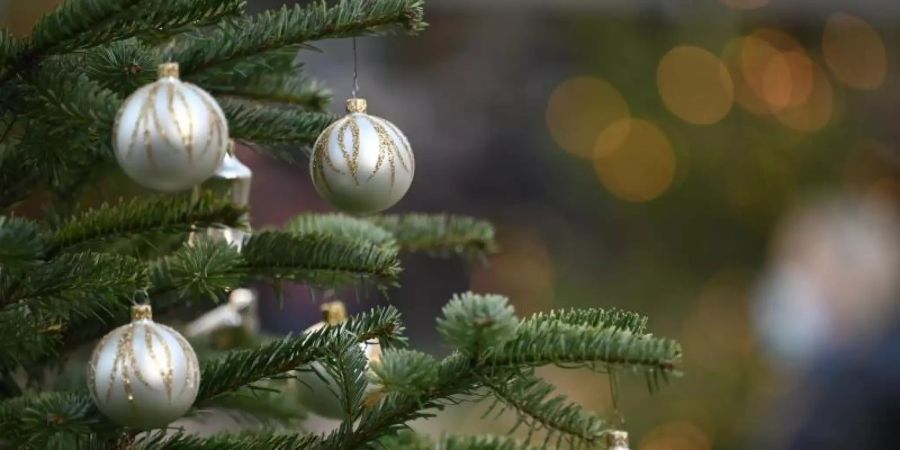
752, 193, 900, 450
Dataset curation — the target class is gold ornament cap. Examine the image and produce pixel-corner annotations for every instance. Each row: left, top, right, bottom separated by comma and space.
321, 301, 348, 326
131, 304, 153, 321
606, 430, 630, 450
346, 98, 368, 114
158, 62, 180, 79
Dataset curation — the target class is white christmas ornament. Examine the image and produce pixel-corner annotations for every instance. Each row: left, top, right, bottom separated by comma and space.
87, 304, 200, 429
311, 98, 414, 213
113, 62, 229, 192
294, 301, 382, 419
205, 146, 253, 249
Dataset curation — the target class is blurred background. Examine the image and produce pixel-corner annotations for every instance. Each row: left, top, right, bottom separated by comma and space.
4, 0, 900, 448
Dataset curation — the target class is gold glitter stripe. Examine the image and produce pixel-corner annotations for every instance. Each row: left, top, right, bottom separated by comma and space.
384, 120, 414, 173
364, 116, 398, 189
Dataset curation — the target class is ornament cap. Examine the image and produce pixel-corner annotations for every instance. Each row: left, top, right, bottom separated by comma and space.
321, 301, 348, 325
158, 62, 180, 79
346, 98, 368, 114
131, 304, 153, 321
606, 430, 630, 449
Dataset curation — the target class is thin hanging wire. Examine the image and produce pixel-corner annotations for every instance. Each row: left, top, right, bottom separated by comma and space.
351, 37, 360, 98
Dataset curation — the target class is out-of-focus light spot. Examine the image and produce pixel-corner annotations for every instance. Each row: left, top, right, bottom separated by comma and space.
471, 229, 554, 317
719, 0, 769, 10
721, 38, 772, 115
546, 76, 630, 159
682, 271, 755, 373
775, 62, 834, 132
657, 46, 734, 125
823, 13, 887, 90
593, 119, 676, 202
740, 29, 815, 113
641, 421, 712, 450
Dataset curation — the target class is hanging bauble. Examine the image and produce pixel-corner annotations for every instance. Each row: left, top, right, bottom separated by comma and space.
293, 301, 382, 419
310, 98, 414, 213
87, 304, 200, 429
203, 141, 252, 249
607, 430, 631, 450
113, 62, 229, 192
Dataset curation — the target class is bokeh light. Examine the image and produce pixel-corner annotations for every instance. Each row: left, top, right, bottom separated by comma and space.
640, 421, 712, 450
546, 76, 630, 159
719, 0, 769, 10
721, 38, 773, 115
657, 46, 734, 125
775, 61, 834, 132
823, 13, 887, 90
593, 119, 676, 202
470, 229, 555, 317
745, 30, 814, 112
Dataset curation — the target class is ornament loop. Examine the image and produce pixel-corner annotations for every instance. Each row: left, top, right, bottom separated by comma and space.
606, 430, 630, 449
321, 301, 348, 325
346, 98, 368, 114
158, 62, 180, 79
131, 304, 153, 321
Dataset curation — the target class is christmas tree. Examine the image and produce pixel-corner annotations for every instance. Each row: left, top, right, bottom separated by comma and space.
0, 0, 682, 448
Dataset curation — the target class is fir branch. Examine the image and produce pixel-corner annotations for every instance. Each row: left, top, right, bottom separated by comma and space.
221, 97, 334, 149
370, 349, 439, 394
439, 435, 544, 450
321, 334, 369, 421
0, 216, 45, 271
82, 39, 161, 96
370, 214, 498, 259
286, 213, 398, 249
208, 73, 332, 110
322, 353, 479, 449
173, 0, 426, 79
484, 372, 606, 447
437, 292, 518, 356
0, 252, 147, 368
47, 193, 246, 254
197, 305, 405, 402
150, 238, 244, 302
138, 430, 322, 450
0, 30, 20, 80
241, 231, 400, 289
28, 0, 147, 56
485, 320, 682, 377
523, 307, 650, 335
23, 71, 121, 136
0, 392, 113, 449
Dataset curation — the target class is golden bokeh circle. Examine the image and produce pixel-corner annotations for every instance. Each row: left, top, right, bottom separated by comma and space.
546, 76, 630, 159
593, 119, 677, 202
658, 46, 735, 125
775, 61, 834, 132
721, 38, 772, 116
823, 13, 887, 90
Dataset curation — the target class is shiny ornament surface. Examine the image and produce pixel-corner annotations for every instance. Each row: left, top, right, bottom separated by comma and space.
113, 62, 228, 192
87, 305, 200, 429
204, 147, 252, 249
310, 98, 414, 213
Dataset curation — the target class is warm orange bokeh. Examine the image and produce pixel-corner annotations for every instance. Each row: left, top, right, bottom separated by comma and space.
594, 119, 677, 202
823, 13, 887, 91
658, 46, 734, 125
546, 76, 630, 159
774, 61, 834, 132
641, 421, 713, 450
